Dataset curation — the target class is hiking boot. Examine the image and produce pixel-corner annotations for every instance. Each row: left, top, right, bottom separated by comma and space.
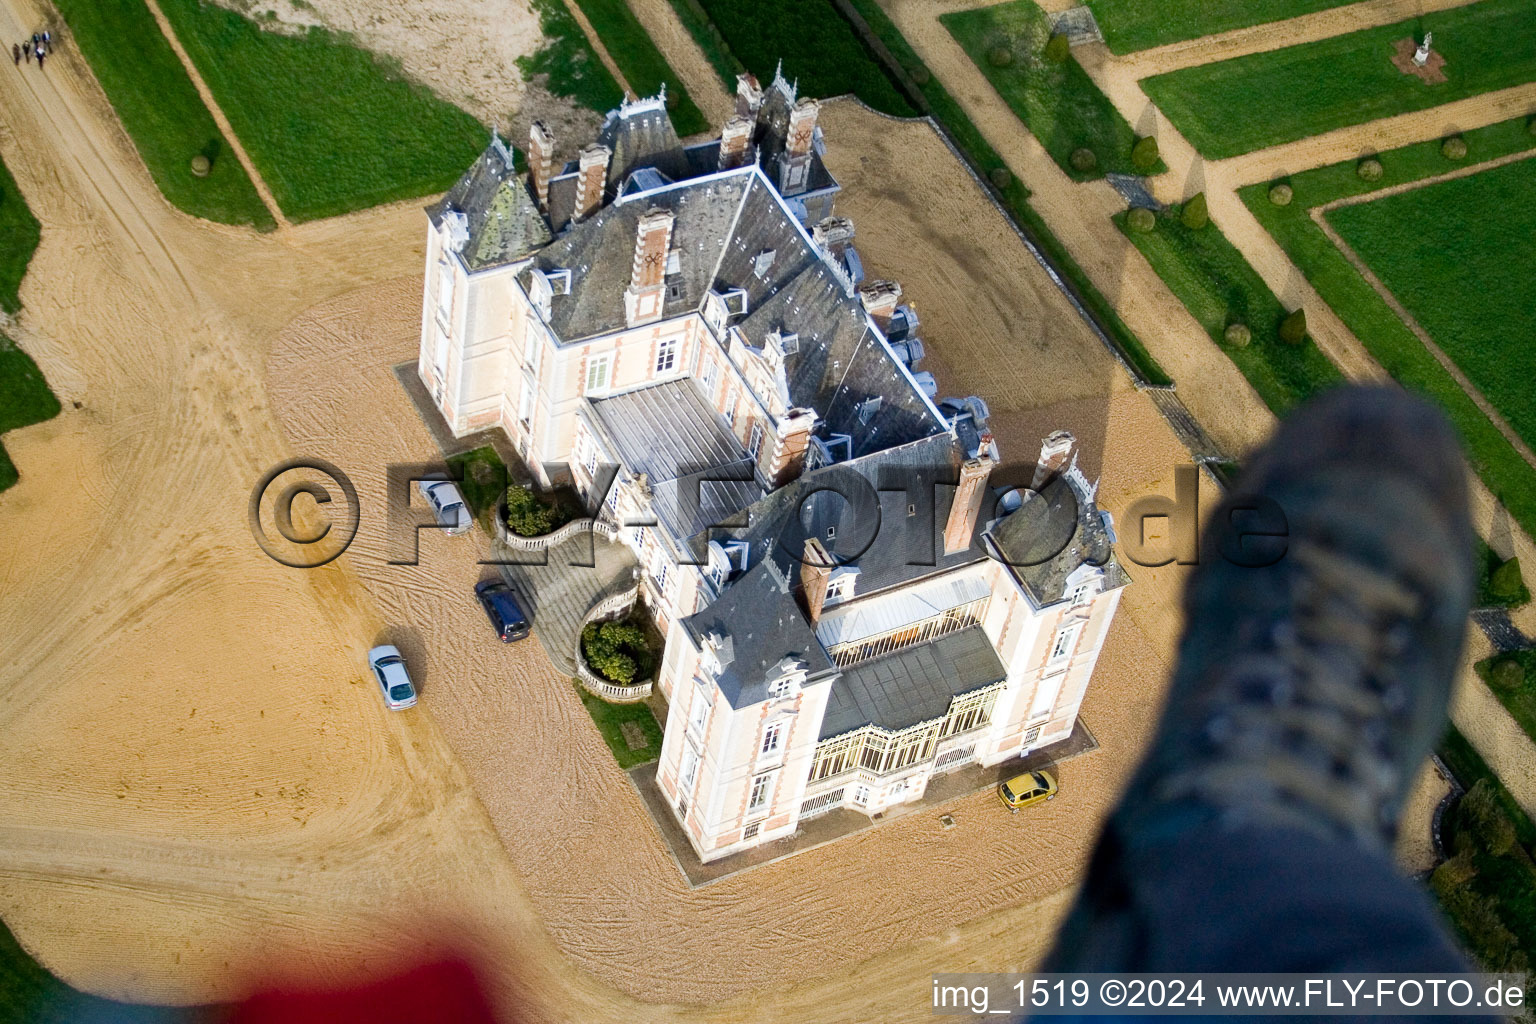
1121, 385, 1475, 852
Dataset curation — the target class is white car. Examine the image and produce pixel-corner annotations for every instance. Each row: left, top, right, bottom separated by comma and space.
368, 645, 417, 709
418, 476, 472, 535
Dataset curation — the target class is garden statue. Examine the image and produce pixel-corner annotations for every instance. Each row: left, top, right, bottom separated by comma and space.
1413, 31, 1433, 67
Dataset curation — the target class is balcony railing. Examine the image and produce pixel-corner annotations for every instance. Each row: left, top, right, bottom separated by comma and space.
824, 597, 989, 668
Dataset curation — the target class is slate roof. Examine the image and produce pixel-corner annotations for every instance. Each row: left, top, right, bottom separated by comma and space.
989, 471, 1129, 605
426, 137, 552, 271
818, 626, 1006, 738
586, 379, 763, 540
597, 98, 690, 195
682, 559, 837, 709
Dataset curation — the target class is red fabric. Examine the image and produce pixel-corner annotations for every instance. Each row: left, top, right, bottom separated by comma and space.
228, 958, 499, 1024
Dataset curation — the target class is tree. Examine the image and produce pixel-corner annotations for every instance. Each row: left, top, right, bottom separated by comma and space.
1126, 207, 1155, 233
1043, 32, 1070, 63
1131, 135, 1159, 172
505, 485, 567, 537
1180, 192, 1209, 230
1223, 323, 1251, 348
1279, 308, 1307, 345
1491, 557, 1526, 602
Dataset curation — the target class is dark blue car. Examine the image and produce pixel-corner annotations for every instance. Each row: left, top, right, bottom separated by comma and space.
475, 580, 530, 642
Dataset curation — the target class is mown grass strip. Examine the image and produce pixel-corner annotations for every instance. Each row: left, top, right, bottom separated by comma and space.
50, 0, 274, 229
664, 0, 742, 89
573, 682, 664, 769
0, 156, 60, 494
1142, 0, 1536, 159
695, 0, 914, 117
1083, 0, 1360, 56
1115, 206, 1343, 415
520, 0, 626, 115
941, 0, 1162, 180
1240, 116, 1536, 541
0, 155, 41, 316
157, 0, 487, 222
570, 0, 708, 135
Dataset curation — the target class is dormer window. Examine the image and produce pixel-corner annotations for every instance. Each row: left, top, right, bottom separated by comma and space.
754, 249, 777, 277
666, 249, 682, 275
547, 269, 572, 295
769, 677, 792, 700
704, 288, 749, 332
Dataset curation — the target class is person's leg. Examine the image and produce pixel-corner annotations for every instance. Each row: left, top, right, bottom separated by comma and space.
1048, 386, 1475, 973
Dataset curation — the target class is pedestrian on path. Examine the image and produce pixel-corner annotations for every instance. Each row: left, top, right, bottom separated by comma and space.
23, 41, 30, 63
12, 43, 19, 66
42, 30, 50, 52
35, 46, 43, 70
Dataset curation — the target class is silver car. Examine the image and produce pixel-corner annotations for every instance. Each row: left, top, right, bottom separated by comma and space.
368, 645, 417, 709
417, 476, 472, 535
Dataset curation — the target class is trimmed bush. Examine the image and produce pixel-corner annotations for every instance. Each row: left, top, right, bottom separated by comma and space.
190, 154, 211, 177
1462, 779, 1520, 857
1223, 322, 1252, 348
987, 44, 1014, 67
989, 166, 1012, 189
1126, 206, 1156, 233
1279, 307, 1308, 345
1070, 147, 1098, 172
1433, 850, 1479, 889
504, 485, 571, 537
1268, 182, 1293, 206
1180, 191, 1209, 230
1441, 135, 1468, 160
581, 619, 653, 684
1043, 32, 1070, 63
1492, 658, 1526, 690
1357, 157, 1384, 181
910, 65, 931, 86
1131, 135, 1160, 172
1491, 556, 1525, 601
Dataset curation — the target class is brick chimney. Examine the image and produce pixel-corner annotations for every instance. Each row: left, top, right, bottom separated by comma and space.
1031, 430, 1077, 490
574, 144, 611, 222
624, 207, 674, 327
528, 120, 555, 210
719, 115, 754, 170
799, 537, 836, 623
858, 280, 902, 330
944, 454, 995, 555
786, 98, 819, 157
735, 72, 763, 118
812, 216, 855, 256
768, 408, 818, 487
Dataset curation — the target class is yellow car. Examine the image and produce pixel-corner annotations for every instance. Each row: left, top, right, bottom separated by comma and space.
998, 769, 1058, 812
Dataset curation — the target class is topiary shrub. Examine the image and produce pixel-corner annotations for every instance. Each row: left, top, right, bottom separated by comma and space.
1491, 556, 1525, 602
504, 485, 570, 537
1279, 308, 1307, 345
190, 154, 212, 178
989, 167, 1012, 189
1268, 182, 1293, 206
1223, 323, 1251, 348
1432, 850, 1478, 890
1126, 207, 1155, 233
1357, 157, 1383, 182
1131, 135, 1160, 172
1180, 191, 1209, 230
1462, 779, 1520, 857
581, 619, 652, 684
1441, 135, 1468, 160
1491, 658, 1526, 691
1043, 32, 1070, 63
987, 45, 1014, 68
1069, 147, 1097, 173
910, 65, 931, 86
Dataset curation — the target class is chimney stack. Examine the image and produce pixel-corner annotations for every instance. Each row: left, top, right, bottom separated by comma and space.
735, 73, 763, 118
786, 98, 820, 158
528, 121, 555, 211
1031, 430, 1077, 490
858, 280, 902, 330
812, 216, 855, 256
574, 143, 610, 221
799, 537, 836, 623
719, 115, 755, 170
944, 454, 996, 555
768, 408, 818, 487
624, 207, 674, 327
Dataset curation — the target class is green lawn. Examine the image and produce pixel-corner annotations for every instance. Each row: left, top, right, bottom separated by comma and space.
1116, 206, 1343, 415
844, 0, 1170, 387
1084, 0, 1361, 55
569, 0, 708, 135
1327, 159, 1536, 452
1477, 651, 1536, 746
942, 0, 1162, 180
49, 0, 274, 229
695, 0, 915, 116
573, 682, 664, 769
446, 445, 509, 529
665, 0, 741, 89
0, 156, 41, 315
156, 0, 487, 222
1240, 115, 1536, 542
520, 0, 627, 115
1143, 0, 1536, 159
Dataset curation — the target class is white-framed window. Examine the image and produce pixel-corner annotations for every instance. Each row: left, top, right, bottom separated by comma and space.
1050, 622, 1081, 664
586, 445, 599, 477
1070, 582, 1094, 607
585, 353, 611, 393
826, 576, 851, 602
761, 722, 783, 755
748, 772, 774, 812
656, 338, 677, 374
688, 691, 710, 735
748, 422, 764, 459
653, 556, 669, 592
518, 378, 535, 426
769, 676, 792, 700
724, 389, 737, 427
700, 357, 717, 393
679, 745, 700, 789
436, 261, 453, 322
853, 785, 870, 805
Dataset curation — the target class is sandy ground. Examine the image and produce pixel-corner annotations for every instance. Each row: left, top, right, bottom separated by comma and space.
627, 0, 733, 127
209, 0, 600, 145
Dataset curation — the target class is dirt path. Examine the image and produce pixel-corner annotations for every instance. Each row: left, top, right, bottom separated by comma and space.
625, 0, 733, 128
141, 0, 288, 229
557, 0, 634, 99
